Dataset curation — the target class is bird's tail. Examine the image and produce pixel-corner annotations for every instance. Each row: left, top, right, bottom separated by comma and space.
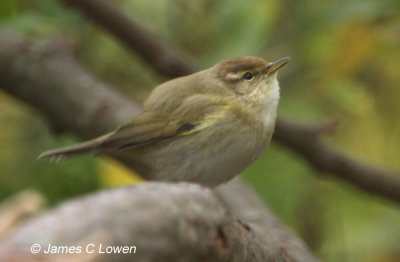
38, 133, 112, 161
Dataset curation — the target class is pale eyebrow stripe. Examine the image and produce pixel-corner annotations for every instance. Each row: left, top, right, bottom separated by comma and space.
226, 72, 241, 81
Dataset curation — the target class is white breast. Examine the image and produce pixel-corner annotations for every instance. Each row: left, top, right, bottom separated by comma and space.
259, 76, 280, 128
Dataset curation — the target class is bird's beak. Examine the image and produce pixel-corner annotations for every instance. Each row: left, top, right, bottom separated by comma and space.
262, 57, 291, 75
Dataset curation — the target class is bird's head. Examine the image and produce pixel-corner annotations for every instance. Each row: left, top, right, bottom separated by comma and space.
212, 56, 290, 97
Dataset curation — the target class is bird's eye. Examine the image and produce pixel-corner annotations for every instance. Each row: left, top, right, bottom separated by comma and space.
243, 72, 254, 80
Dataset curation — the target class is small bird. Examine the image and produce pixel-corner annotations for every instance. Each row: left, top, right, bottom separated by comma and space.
39, 56, 290, 187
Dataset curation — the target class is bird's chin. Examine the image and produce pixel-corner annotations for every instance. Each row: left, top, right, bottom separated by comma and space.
268, 72, 278, 81
261, 72, 277, 84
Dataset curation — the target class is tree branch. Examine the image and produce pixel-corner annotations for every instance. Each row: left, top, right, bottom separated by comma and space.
274, 119, 400, 204
0, 183, 276, 262
0, 30, 140, 139
217, 179, 317, 261
0, 30, 318, 261
61, 0, 196, 78
57, 0, 400, 205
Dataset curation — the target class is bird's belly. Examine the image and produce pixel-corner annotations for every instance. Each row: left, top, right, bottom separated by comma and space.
130, 125, 271, 187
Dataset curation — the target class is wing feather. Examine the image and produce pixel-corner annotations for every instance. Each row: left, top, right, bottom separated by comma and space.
96, 94, 225, 152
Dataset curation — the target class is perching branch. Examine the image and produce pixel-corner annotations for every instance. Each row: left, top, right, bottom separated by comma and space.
0, 183, 274, 262
58, 0, 400, 205
0, 30, 318, 262
217, 178, 317, 261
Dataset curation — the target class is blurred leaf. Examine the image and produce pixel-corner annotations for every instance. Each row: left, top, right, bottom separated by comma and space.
97, 158, 144, 187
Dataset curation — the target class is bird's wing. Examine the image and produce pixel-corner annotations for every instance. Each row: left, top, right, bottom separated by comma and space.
96, 94, 227, 153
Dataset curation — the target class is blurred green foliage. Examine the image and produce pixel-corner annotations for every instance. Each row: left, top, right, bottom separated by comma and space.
0, 0, 400, 261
